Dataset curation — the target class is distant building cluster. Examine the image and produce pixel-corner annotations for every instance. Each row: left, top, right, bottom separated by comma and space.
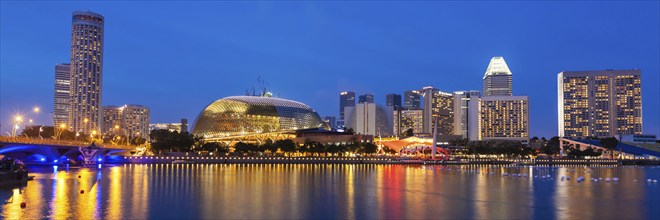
52, 11, 151, 140
330, 56, 643, 144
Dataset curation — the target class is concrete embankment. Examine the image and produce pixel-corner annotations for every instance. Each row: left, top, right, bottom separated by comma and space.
105, 156, 647, 166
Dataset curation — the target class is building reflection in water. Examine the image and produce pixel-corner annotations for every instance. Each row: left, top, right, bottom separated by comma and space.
0, 164, 656, 219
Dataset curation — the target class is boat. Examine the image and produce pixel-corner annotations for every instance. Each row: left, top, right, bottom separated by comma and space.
0, 157, 31, 187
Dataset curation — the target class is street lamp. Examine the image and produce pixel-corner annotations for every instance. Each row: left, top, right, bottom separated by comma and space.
33, 107, 40, 113
11, 115, 23, 137
55, 123, 67, 140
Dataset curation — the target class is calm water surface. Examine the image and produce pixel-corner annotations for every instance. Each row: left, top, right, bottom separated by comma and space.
1, 164, 659, 219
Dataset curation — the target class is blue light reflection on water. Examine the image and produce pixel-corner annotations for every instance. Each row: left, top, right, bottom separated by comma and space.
0, 164, 658, 219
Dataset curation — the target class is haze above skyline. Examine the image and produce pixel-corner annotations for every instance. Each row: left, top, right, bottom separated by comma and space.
1, 1, 659, 138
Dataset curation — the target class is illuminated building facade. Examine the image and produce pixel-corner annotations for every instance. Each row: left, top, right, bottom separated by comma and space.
102, 105, 150, 139
404, 90, 421, 109
483, 57, 512, 96
345, 103, 392, 136
421, 87, 454, 135
150, 123, 183, 133
54, 63, 70, 127
453, 90, 481, 140
557, 70, 642, 138
393, 109, 423, 136
69, 11, 104, 134
193, 96, 328, 141
479, 96, 529, 143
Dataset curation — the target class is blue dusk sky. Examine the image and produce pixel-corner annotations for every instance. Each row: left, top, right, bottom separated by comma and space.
1, 1, 658, 138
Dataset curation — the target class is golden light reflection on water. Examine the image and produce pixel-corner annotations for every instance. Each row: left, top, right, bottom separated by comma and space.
0, 165, 657, 219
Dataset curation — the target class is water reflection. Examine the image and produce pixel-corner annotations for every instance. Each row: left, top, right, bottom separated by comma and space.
1, 165, 658, 219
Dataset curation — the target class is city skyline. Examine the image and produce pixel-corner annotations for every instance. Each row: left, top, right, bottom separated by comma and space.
1, 2, 659, 138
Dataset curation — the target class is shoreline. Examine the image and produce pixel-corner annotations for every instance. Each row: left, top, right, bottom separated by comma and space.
85, 156, 660, 166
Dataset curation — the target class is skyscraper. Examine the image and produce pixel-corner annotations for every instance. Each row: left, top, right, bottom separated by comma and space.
557, 69, 642, 137
344, 102, 375, 135
453, 90, 481, 140
69, 11, 104, 134
483, 57, 512, 96
53, 63, 70, 127
404, 90, 421, 109
339, 91, 355, 121
385, 93, 402, 110
358, 94, 375, 104
421, 86, 454, 135
393, 109, 423, 136
479, 96, 530, 143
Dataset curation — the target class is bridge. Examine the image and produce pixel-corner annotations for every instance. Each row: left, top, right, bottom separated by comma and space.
0, 137, 139, 165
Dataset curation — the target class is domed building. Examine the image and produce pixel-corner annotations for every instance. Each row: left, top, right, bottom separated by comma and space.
192, 96, 329, 142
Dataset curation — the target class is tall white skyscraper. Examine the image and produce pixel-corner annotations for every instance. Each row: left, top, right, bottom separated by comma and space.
483, 57, 512, 96
453, 90, 481, 140
69, 11, 104, 134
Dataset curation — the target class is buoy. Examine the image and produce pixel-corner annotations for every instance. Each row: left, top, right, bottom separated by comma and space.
78, 175, 81, 178
613, 177, 619, 181
654, 179, 658, 183
20, 202, 26, 208
605, 178, 611, 182
80, 190, 85, 194
647, 179, 652, 182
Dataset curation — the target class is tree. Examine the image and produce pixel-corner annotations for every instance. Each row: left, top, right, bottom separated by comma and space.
275, 139, 296, 155
362, 143, 378, 154
600, 137, 619, 158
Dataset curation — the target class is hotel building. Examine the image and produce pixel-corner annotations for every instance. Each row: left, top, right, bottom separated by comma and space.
53, 64, 70, 127
557, 69, 642, 138
453, 90, 481, 140
479, 96, 530, 143
421, 87, 454, 135
102, 105, 150, 139
68, 11, 104, 134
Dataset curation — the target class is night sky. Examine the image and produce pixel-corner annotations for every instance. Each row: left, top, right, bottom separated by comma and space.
1, 1, 658, 138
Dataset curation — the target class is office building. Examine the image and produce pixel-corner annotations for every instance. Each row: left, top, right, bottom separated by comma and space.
339, 91, 355, 121
557, 70, 642, 137
385, 93, 402, 110
421, 87, 454, 135
393, 109, 423, 136
69, 11, 104, 134
376, 105, 394, 136
483, 57, 512, 96
344, 103, 375, 135
53, 63, 70, 127
453, 90, 481, 140
358, 94, 375, 104
404, 90, 421, 109
479, 96, 529, 143
180, 118, 188, 133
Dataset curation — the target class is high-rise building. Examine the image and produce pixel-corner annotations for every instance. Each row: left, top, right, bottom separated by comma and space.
421, 86, 454, 135
376, 105, 393, 136
339, 91, 355, 121
102, 105, 150, 139
53, 64, 70, 127
483, 57, 512, 96
69, 11, 104, 134
385, 93, 402, 110
358, 94, 375, 104
479, 96, 529, 143
404, 90, 421, 109
557, 69, 642, 138
393, 109, 423, 136
102, 106, 123, 135
181, 118, 188, 133
122, 105, 150, 139
150, 123, 183, 133
453, 90, 481, 140
344, 103, 375, 135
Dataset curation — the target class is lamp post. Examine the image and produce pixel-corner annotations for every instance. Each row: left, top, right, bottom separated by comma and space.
11, 115, 23, 137
55, 123, 67, 140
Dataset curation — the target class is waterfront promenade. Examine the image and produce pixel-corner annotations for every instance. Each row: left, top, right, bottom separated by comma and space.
111, 156, 655, 166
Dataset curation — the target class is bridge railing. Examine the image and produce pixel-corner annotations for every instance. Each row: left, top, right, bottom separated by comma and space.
0, 136, 136, 149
